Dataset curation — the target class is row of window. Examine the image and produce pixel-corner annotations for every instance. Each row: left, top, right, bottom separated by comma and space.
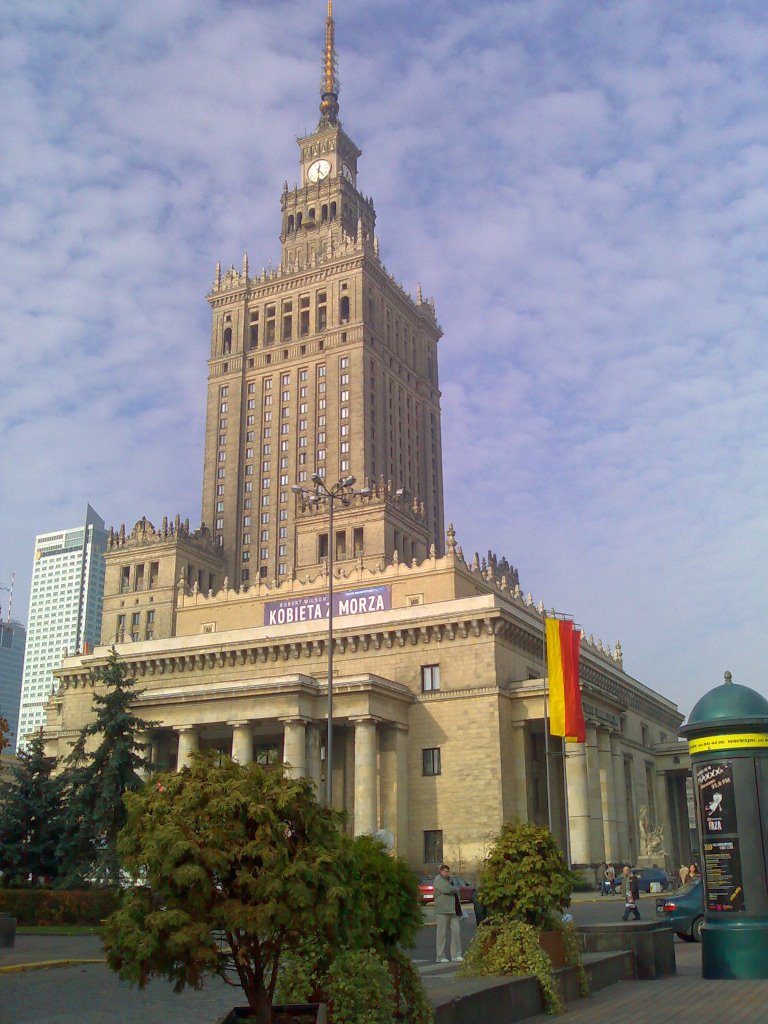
220, 288, 350, 353
115, 610, 156, 643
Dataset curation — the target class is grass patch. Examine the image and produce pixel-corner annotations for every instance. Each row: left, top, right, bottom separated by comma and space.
17, 925, 103, 936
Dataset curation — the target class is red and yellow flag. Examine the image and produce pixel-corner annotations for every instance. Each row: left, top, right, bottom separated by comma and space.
545, 617, 586, 743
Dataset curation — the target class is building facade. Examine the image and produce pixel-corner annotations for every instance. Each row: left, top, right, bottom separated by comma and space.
0, 619, 26, 751
18, 505, 107, 744
42, 6, 693, 875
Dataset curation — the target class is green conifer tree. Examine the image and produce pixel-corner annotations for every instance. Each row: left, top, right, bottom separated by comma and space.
0, 729, 65, 886
58, 648, 156, 886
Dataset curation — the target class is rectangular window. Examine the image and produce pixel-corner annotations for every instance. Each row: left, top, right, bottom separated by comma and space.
422, 748, 441, 776
265, 304, 276, 344
120, 566, 131, 593
335, 531, 346, 559
260, 547, 269, 560
316, 291, 327, 332
423, 830, 443, 864
318, 533, 329, 560
353, 527, 364, 557
149, 561, 159, 589
243, 533, 251, 545
421, 665, 440, 692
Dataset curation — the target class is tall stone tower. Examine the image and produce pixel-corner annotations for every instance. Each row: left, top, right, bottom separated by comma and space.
201, 1, 445, 585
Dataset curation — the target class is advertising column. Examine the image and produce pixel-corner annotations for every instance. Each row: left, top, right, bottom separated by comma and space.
680, 672, 768, 979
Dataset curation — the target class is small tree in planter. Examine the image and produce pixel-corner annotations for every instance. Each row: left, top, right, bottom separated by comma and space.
477, 820, 576, 928
463, 821, 587, 1012
102, 752, 353, 1024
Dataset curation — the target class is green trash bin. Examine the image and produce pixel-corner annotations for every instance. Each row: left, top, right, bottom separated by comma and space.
680, 672, 768, 979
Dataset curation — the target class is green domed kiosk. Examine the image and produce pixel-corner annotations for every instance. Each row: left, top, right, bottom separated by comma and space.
680, 672, 768, 979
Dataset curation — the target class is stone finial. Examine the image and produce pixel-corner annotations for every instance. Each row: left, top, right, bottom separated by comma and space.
374, 236, 380, 257
243, 252, 249, 277
417, 282, 423, 303
215, 261, 221, 288
393, 549, 399, 565
119, 523, 125, 543
446, 523, 456, 552
525, 593, 533, 606
223, 576, 229, 591
537, 600, 544, 613
430, 543, 436, 558
472, 551, 480, 571
456, 544, 464, 561
613, 641, 623, 664
178, 573, 186, 589
513, 584, 522, 598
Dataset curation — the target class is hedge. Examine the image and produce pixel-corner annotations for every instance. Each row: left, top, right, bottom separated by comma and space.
0, 888, 121, 926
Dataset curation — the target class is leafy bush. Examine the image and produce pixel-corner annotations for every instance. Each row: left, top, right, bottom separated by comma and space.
326, 949, 394, 1024
0, 888, 120, 925
460, 918, 563, 1014
477, 821, 576, 928
388, 948, 434, 1024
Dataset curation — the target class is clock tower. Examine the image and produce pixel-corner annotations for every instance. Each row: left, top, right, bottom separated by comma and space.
202, 1, 445, 586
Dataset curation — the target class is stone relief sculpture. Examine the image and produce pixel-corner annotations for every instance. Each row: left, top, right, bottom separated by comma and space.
638, 805, 666, 857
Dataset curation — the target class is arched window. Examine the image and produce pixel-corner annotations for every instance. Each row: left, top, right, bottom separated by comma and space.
223, 327, 232, 355
308, 207, 315, 221
287, 215, 294, 233
296, 212, 303, 229
330, 202, 337, 221
321, 204, 328, 223
339, 296, 350, 323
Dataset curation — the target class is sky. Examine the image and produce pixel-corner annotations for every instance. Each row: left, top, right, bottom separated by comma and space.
2, 0, 767, 719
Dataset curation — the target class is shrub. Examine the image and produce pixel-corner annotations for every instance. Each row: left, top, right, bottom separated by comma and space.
326, 949, 394, 1024
460, 918, 563, 1015
0, 888, 120, 926
477, 821, 576, 928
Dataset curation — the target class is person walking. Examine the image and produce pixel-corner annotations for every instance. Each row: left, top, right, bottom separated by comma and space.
622, 870, 641, 921
434, 863, 463, 963
603, 863, 616, 895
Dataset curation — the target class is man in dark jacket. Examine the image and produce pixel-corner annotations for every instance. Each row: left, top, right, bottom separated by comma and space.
622, 870, 641, 921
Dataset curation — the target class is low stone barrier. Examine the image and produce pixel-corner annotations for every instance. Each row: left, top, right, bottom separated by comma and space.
577, 920, 676, 980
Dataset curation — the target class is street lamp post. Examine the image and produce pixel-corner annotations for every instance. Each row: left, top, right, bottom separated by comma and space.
292, 475, 370, 807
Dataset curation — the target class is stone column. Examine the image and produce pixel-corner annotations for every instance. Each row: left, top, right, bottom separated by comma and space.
565, 740, 591, 865
597, 727, 620, 862
353, 717, 378, 835
282, 718, 307, 779
654, 767, 674, 868
175, 726, 199, 770
307, 723, 323, 796
230, 722, 254, 764
380, 724, 409, 858
509, 722, 529, 822
610, 733, 630, 862
585, 723, 606, 864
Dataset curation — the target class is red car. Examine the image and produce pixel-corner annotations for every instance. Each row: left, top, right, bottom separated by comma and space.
417, 875, 476, 905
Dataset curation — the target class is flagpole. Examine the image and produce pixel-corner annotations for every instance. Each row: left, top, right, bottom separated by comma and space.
562, 737, 573, 869
542, 620, 554, 836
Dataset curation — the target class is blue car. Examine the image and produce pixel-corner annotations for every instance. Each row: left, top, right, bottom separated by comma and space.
655, 876, 704, 941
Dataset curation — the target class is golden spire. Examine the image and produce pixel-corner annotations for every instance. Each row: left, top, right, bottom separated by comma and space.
319, 0, 339, 124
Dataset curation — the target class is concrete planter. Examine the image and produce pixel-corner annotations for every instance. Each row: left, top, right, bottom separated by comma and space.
538, 929, 566, 969
215, 1004, 327, 1024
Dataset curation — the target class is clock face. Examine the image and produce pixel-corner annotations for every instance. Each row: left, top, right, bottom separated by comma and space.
307, 159, 331, 183
341, 163, 354, 184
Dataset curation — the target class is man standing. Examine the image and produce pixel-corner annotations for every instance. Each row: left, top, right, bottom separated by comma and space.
603, 863, 616, 895
622, 869, 641, 921
434, 863, 463, 963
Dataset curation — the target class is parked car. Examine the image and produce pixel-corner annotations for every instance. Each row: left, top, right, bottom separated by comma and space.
613, 867, 670, 893
417, 875, 476, 904
655, 876, 704, 941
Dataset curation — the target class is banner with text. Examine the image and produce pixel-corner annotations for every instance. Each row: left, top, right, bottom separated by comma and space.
264, 585, 391, 627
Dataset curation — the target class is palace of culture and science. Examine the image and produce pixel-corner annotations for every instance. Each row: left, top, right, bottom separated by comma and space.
42, 3, 693, 876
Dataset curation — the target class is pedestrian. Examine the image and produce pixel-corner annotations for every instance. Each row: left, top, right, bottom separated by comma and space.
622, 870, 641, 921
433, 863, 463, 963
678, 863, 689, 887
688, 863, 699, 880
603, 863, 616, 895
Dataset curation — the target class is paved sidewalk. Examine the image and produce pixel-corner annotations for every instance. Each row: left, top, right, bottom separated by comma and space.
4, 932, 768, 1024
557, 942, 767, 1024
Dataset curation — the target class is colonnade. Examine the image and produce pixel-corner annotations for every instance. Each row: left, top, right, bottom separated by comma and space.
137, 716, 408, 851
